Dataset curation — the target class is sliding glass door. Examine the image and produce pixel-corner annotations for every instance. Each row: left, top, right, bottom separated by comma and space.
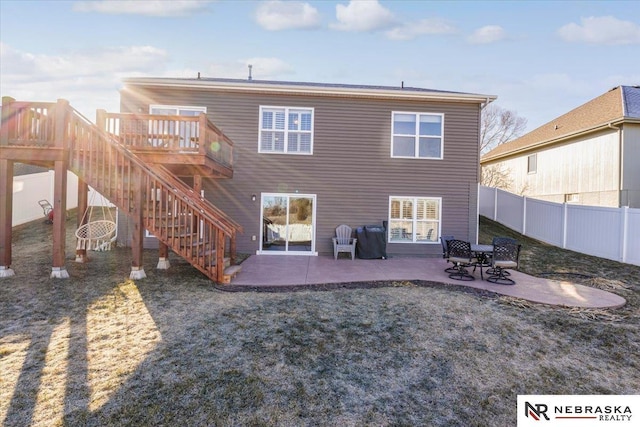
261, 193, 316, 254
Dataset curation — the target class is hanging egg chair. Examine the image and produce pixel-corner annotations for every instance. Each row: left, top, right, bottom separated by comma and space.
75, 190, 117, 251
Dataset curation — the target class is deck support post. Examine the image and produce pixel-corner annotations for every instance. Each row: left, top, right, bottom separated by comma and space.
0, 159, 15, 278
157, 244, 170, 269
216, 230, 225, 283
75, 179, 89, 262
51, 99, 70, 279
51, 161, 69, 278
130, 166, 146, 280
229, 232, 237, 266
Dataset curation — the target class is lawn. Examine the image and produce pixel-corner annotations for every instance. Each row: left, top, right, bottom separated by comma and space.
1, 215, 638, 426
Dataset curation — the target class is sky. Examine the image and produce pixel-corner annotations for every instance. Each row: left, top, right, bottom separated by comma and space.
1, 0, 639, 132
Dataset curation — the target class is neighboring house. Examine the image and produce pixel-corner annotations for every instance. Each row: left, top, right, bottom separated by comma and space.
481, 85, 640, 208
119, 77, 495, 257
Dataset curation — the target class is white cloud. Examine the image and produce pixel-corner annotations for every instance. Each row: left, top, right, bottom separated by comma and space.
557, 16, 640, 45
207, 57, 294, 80
330, 0, 396, 32
72, 0, 212, 17
255, 1, 321, 31
385, 18, 456, 41
467, 25, 507, 44
0, 43, 169, 118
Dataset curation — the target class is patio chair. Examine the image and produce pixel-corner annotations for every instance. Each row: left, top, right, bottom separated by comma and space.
446, 239, 477, 281
487, 243, 521, 285
440, 235, 456, 273
332, 224, 357, 260
488, 237, 518, 276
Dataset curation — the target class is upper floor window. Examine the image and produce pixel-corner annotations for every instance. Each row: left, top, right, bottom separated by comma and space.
527, 153, 537, 174
391, 112, 443, 159
259, 106, 314, 154
388, 196, 441, 243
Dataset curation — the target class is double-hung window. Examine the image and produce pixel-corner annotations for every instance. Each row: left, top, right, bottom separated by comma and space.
259, 106, 314, 154
388, 196, 441, 243
391, 112, 443, 159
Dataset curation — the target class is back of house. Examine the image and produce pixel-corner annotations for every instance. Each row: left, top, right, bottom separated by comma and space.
119, 77, 495, 257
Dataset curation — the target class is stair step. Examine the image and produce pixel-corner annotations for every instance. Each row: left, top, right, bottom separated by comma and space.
176, 239, 209, 248
222, 265, 242, 284
174, 231, 199, 238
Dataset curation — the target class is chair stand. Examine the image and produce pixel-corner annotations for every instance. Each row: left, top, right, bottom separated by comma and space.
487, 267, 515, 285
448, 263, 475, 281
445, 264, 458, 273
486, 267, 510, 277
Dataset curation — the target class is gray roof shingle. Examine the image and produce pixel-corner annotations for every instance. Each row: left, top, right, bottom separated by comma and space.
482, 85, 640, 162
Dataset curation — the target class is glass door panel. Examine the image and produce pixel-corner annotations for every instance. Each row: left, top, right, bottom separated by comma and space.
288, 197, 313, 252
261, 194, 315, 253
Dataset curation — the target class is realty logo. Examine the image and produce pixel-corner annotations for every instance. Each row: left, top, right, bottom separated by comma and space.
525, 402, 550, 421
517, 395, 639, 426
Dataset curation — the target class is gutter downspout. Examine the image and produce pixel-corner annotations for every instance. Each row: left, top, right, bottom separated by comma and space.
477, 97, 495, 243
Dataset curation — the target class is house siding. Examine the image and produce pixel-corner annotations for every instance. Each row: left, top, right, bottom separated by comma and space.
120, 85, 482, 256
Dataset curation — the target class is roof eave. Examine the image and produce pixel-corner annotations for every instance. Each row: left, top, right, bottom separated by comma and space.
122, 78, 496, 103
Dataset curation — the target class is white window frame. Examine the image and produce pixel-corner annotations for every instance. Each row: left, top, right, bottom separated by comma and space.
149, 105, 207, 116
258, 106, 314, 155
391, 111, 444, 159
388, 196, 442, 244
527, 153, 537, 174
258, 192, 317, 256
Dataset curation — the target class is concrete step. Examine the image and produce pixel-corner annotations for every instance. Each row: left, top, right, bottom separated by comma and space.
222, 264, 242, 284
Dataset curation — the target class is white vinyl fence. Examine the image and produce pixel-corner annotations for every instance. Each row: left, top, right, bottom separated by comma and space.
479, 186, 640, 266
12, 171, 112, 227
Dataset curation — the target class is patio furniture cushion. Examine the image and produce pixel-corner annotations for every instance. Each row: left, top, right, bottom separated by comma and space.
446, 239, 477, 281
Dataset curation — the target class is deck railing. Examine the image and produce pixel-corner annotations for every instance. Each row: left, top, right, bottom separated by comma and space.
101, 112, 234, 168
0, 100, 58, 147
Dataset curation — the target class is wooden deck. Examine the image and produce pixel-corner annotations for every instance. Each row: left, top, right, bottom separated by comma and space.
1, 97, 241, 283
101, 111, 234, 178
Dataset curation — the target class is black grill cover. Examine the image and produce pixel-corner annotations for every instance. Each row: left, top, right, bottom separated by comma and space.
356, 225, 387, 259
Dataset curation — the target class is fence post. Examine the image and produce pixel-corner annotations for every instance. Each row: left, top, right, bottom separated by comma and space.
620, 206, 629, 263
522, 196, 527, 236
493, 187, 498, 221
562, 202, 568, 249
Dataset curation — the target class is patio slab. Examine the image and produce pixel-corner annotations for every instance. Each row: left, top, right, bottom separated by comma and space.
229, 255, 626, 309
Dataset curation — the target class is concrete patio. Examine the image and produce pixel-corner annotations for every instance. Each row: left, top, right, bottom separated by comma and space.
229, 255, 626, 309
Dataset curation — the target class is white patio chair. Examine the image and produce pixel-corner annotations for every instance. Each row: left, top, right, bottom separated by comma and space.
332, 224, 357, 260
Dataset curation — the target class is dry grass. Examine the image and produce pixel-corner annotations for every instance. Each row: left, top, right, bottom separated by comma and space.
1, 214, 639, 426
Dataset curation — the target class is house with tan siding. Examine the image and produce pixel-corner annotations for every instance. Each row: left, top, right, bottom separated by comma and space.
481, 85, 640, 208
118, 78, 495, 257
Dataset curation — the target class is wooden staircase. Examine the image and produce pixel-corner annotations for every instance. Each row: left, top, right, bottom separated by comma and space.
1, 98, 243, 283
